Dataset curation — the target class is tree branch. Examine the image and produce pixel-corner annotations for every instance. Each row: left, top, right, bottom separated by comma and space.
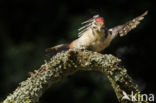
2, 49, 142, 103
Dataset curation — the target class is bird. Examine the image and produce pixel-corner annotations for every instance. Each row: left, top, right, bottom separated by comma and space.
45, 11, 148, 57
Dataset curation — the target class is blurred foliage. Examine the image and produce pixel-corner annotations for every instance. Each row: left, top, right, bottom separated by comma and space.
0, 0, 155, 103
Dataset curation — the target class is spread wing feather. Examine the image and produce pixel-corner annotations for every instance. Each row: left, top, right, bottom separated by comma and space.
78, 15, 99, 37
108, 11, 148, 37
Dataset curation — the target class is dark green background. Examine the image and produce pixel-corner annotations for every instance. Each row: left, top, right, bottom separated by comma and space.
0, 0, 155, 103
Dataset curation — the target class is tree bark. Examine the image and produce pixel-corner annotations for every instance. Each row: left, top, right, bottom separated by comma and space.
2, 49, 144, 103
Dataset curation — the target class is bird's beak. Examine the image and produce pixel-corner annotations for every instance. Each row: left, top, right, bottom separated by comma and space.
98, 26, 101, 31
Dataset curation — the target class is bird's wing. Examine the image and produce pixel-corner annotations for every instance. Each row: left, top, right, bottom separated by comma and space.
78, 15, 99, 37
108, 11, 148, 37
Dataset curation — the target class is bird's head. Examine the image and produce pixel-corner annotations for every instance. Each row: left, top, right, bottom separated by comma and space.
93, 16, 105, 31
78, 15, 105, 37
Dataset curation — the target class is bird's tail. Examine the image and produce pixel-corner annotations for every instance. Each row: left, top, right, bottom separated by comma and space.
45, 44, 70, 57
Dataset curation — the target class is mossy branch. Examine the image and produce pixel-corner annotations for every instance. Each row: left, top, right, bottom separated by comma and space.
2, 49, 142, 103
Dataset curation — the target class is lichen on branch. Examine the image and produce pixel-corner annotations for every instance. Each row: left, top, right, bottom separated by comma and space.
2, 49, 142, 103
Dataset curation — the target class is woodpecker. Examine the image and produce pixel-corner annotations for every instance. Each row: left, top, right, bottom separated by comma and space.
46, 11, 148, 57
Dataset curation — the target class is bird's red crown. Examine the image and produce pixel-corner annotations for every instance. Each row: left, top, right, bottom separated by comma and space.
96, 17, 104, 22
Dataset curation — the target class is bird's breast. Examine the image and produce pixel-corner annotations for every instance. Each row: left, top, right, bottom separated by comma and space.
70, 29, 113, 52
